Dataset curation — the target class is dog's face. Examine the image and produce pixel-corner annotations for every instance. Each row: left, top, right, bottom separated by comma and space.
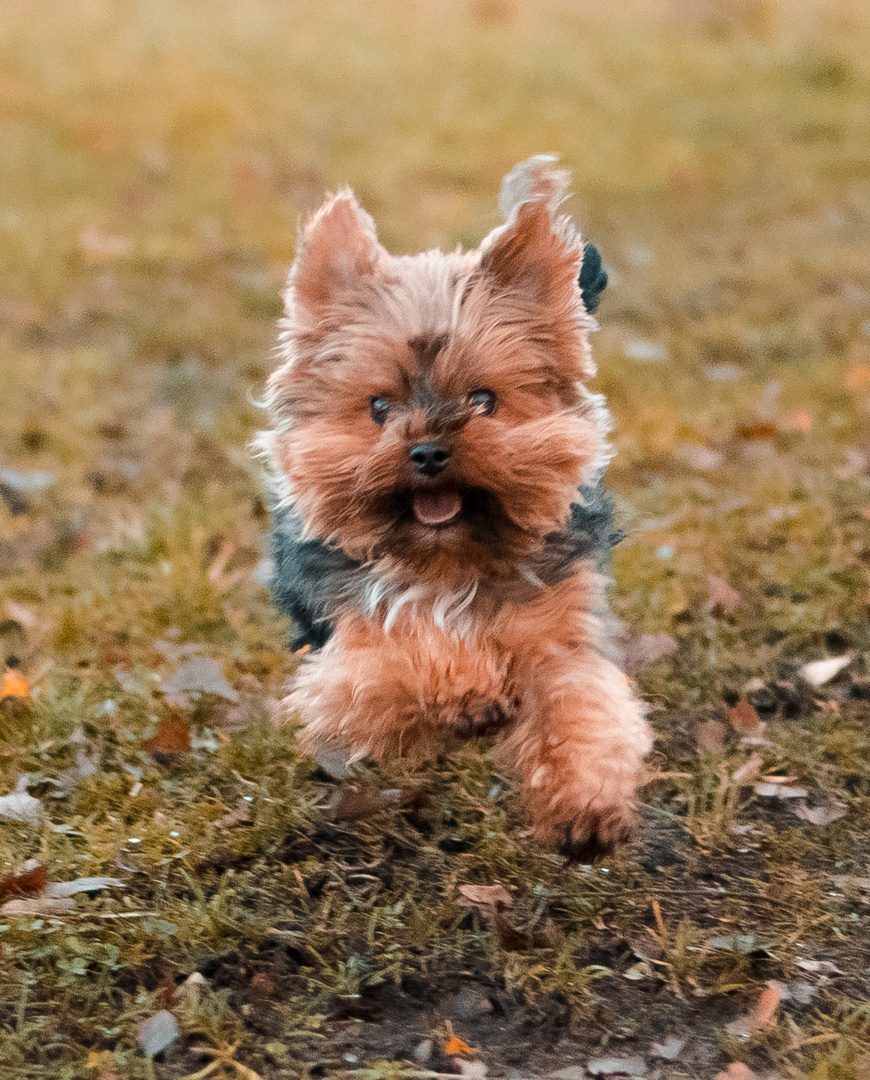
268, 158, 606, 574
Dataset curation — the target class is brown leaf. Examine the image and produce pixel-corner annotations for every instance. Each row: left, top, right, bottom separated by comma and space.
736, 422, 778, 441
143, 714, 192, 760
457, 883, 514, 908
727, 699, 763, 735
696, 719, 725, 754
494, 908, 563, 952
725, 982, 782, 1038
706, 575, 741, 616
0, 864, 47, 899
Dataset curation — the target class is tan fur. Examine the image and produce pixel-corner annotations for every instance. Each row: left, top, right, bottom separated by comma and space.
266, 155, 651, 860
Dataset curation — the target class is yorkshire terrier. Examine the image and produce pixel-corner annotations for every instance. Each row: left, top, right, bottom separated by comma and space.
263, 155, 651, 860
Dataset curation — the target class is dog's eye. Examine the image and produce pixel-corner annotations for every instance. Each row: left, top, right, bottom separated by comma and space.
369, 396, 392, 425
467, 388, 497, 416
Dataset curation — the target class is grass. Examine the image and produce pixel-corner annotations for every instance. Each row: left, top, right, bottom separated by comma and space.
2, 0, 870, 1076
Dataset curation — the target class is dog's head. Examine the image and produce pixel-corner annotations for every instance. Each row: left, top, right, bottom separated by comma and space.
267, 156, 608, 577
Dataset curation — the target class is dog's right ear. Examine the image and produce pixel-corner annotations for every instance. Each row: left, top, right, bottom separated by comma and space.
286, 189, 384, 323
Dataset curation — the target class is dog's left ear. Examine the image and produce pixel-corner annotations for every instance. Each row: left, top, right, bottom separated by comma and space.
286, 188, 384, 324
480, 155, 581, 304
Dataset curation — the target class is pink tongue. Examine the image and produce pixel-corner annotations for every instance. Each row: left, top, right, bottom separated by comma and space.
413, 489, 462, 526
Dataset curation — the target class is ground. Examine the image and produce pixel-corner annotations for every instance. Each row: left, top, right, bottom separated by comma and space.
1, 1, 870, 1077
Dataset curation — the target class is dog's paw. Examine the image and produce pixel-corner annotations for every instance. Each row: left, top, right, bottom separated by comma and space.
551, 805, 637, 863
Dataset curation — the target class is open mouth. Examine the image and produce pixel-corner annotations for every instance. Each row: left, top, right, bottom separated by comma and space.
411, 486, 463, 527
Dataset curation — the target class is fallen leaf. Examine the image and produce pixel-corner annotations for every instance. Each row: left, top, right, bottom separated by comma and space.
457, 883, 514, 908
43, 876, 124, 898
0, 865, 47, 899
755, 782, 809, 799
137, 1010, 179, 1057
144, 714, 192, 760
727, 699, 763, 735
0, 865, 48, 899
725, 982, 782, 1038
0, 669, 30, 700
736, 422, 778, 441
795, 958, 843, 975
494, 909, 563, 952
791, 803, 847, 826
1, 896, 76, 915
650, 1037, 684, 1060
444, 1035, 474, 1056
587, 1055, 648, 1077
706, 575, 741, 616
800, 655, 851, 687
696, 719, 725, 754
623, 632, 678, 676
0, 789, 44, 826
714, 1065, 756, 1080
161, 657, 240, 706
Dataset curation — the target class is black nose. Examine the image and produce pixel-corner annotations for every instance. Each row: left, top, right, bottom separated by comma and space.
409, 442, 450, 477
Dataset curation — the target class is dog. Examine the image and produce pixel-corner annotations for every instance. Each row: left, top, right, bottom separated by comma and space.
262, 155, 651, 860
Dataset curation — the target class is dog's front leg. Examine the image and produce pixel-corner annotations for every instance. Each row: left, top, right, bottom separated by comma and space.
502, 649, 651, 861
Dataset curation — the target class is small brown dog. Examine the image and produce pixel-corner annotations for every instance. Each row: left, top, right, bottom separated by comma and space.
263, 155, 651, 860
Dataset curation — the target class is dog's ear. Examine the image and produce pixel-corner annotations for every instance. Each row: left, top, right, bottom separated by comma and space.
480, 155, 581, 304
286, 189, 383, 321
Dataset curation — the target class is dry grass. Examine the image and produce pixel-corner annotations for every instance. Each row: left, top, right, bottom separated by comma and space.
2, 1, 870, 1077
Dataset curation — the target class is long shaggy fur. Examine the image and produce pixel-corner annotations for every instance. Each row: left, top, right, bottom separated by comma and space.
264, 154, 651, 861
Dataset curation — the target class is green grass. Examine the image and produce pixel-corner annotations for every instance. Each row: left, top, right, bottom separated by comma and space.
2, 1, 870, 1076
